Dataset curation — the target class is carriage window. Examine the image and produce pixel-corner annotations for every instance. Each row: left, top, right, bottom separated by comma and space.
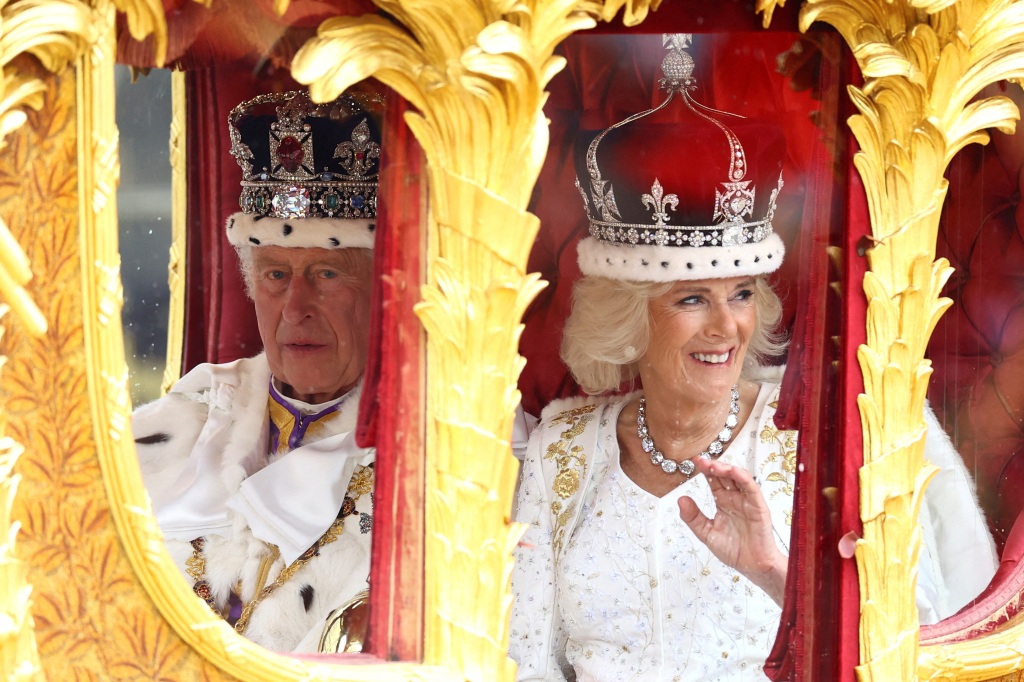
116, 65, 173, 406
926, 82, 1024, 602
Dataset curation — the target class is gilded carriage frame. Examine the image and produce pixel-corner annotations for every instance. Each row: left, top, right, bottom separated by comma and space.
2, 0, 1024, 680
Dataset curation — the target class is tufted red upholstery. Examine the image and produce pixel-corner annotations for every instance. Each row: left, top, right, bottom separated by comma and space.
928, 97, 1024, 551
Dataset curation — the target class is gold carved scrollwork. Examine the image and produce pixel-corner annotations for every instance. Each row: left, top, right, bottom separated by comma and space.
0, 22, 218, 679
0, 0, 96, 339
0, 0, 89, 150
110, 0, 181, 66
161, 70, 185, 394
0, 0, 169, 677
756, 0, 790, 28
796, 0, 1024, 680
292, 1, 658, 679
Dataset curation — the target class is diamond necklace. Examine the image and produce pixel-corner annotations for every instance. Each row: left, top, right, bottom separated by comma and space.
637, 384, 740, 477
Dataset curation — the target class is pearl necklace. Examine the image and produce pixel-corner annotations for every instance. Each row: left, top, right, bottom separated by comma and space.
637, 384, 740, 477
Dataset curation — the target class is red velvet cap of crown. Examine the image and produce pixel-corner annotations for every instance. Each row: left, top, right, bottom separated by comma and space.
575, 37, 787, 283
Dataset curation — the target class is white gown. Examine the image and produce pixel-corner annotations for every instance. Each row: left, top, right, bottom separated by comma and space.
511, 382, 791, 681
510, 379, 998, 681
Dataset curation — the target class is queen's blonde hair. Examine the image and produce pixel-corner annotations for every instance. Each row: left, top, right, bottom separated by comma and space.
561, 275, 787, 395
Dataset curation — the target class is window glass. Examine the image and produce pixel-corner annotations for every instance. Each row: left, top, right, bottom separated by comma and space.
116, 66, 173, 406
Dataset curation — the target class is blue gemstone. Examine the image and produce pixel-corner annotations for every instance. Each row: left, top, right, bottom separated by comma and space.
351, 194, 365, 209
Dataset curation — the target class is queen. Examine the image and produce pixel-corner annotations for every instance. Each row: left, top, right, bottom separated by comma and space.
509, 34, 997, 681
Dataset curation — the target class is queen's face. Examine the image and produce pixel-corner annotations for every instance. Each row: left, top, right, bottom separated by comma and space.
639, 276, 758, 405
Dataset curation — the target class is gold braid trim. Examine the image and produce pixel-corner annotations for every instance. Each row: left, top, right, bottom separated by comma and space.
544, 405, 598, 558
234, 522, 345, 635
185, 459, 374, 634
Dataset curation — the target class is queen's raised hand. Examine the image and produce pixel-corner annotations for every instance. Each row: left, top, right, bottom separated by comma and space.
678, 457, 788, 605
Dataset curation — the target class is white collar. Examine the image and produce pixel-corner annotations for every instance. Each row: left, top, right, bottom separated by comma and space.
155, 367, 372, 564
229, 428, 370, 563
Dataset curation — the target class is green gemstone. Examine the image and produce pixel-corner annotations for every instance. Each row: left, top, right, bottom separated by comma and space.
255, 195, 266, 211
324, 193, 340, 210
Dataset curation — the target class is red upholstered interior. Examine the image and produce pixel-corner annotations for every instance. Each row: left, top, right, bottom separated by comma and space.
158, 16, 866, 679
928, 88, 1024, 552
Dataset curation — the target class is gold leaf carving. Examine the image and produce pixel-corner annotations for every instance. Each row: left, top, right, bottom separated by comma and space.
90, 132, 119, 214
800, 0, 1024, 679
0, 220, 45, 337
0, 48, 213, 682
109, 0, 171, 65
161, 71, 185, 394
755, 0, 789, 28
293, 2, 658, 678
0, 0, 170, 149
0, 414, 42, 680
0, 0, 92, 72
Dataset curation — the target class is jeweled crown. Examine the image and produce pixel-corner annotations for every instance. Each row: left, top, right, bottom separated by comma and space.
575, 34, 786, 276
228, 90, 383, 220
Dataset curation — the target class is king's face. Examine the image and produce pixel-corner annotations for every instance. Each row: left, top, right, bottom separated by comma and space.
252, 245, 373, 404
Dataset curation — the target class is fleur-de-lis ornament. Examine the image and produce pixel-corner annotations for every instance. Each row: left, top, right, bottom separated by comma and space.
641, 179, 679, 226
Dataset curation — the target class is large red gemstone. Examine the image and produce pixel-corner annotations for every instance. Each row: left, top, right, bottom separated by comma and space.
277, 136, 304, 172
